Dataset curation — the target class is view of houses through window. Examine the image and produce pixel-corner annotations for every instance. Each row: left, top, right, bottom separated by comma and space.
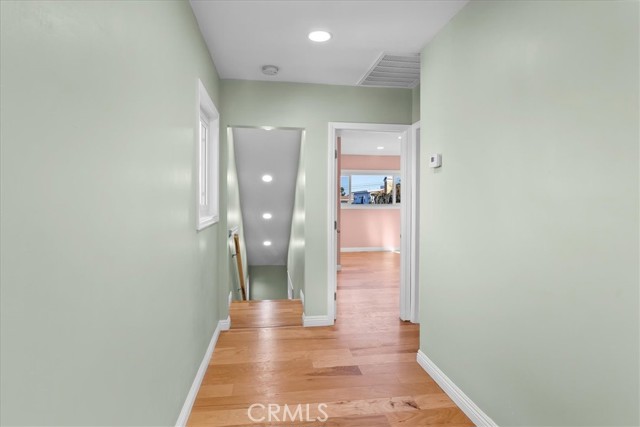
341, 172, 401, 205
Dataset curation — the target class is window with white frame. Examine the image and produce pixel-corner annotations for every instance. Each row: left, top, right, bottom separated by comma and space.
196, 79, 219, 230
340, 170, 401, 207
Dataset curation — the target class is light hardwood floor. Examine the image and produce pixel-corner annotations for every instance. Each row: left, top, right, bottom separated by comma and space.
188, 252, 473, 427
230, 299, 303, 329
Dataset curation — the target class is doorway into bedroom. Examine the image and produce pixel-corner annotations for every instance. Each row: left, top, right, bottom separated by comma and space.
333, 126, 411, 327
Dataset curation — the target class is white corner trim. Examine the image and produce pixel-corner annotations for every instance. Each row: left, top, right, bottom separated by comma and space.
416, 350, 498, 427
175, 319, 227, 427
219, 316, 231, 331
287, 270, 294, 299
302, 314, 334, 327
340, 247, 400, 253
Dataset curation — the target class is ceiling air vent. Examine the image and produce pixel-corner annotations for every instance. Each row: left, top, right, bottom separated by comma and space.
358, 53, 420, 88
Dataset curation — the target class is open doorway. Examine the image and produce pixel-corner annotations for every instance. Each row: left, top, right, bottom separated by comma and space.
338, 128, 403, 328
227, 126, 304, 302
328, 122, 418, 324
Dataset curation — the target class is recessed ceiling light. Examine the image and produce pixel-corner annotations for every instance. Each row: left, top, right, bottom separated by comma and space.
263, 240, 272, 246
377, 146, 384, 150
397, 136, 402, 140
263, 126, 274, 131
262, 213, 272, 219
308, 30, 332, 42
262, 174, 273, 182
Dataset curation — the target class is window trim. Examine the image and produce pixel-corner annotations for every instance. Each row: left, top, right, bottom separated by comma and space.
196, 79, 219, 231
340, 169, 401, 209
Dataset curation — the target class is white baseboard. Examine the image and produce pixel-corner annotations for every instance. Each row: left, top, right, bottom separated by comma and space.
287, 270, 294, 299
219, 315, 231, 331
416, 350, 497, 427
223, 292, 232, 330
175, 318, 228, 426
340, 247, 400, 253
302, 314, 334, 327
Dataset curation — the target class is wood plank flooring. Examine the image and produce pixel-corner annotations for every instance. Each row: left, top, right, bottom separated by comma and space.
188, 252, 473, 427
230, 299, 303, 329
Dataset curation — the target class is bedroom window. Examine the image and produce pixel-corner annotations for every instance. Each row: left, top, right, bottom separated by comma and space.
340, 171, 401, 207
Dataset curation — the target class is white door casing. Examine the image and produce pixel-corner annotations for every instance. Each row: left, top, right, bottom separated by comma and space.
327, 122, 417, 324
410, 122, 421, 323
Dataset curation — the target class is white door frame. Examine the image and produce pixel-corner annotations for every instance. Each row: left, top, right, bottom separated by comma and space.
327, 122, 416, 322
409, 121, 421, 323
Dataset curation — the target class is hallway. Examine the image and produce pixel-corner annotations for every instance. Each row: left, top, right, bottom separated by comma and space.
187, 252, 472, 426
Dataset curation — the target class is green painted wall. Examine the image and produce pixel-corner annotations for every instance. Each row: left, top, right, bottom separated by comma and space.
249, 266, 289, 301
0, 1, 223, 425
227, 130, 249, 301
287, 131, 306, 301
220, 80, 412, 316
411, 85, 420, 124
419, 1, 639, 425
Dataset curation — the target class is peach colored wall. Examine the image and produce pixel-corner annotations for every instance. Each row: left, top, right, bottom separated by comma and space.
341, 155, 400, 170
339, 154, 401, 251
340, 208, 400, 250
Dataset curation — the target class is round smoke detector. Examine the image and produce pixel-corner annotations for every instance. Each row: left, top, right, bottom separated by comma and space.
261, 65, 279, 76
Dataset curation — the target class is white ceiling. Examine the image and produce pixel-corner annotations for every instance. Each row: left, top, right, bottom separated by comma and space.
340, 130, 402, 156
232, 127, 302, 266
189, 0, 468, 86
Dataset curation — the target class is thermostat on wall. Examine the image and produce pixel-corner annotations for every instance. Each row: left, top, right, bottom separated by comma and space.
429, 153, 442, 168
